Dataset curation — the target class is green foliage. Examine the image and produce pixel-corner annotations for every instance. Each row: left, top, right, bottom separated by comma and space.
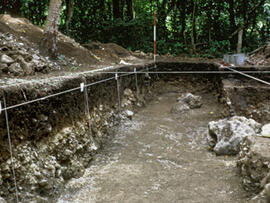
0, 0, 270, 58
203, 40, 231, 58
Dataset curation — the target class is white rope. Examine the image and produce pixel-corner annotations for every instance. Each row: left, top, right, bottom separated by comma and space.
224, 66, 270, 86
76, 71, 270, 74
0, 65, 116, 89
3, 96, 19, 203
1, 76, 116, 112
1, 65, 270, 112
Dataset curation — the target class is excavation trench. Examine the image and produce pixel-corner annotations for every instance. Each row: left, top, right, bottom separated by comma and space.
0, 61, 270, 202
58, 78, 248, 203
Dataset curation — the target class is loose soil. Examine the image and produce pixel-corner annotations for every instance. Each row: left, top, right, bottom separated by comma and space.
58, 79, 249, 203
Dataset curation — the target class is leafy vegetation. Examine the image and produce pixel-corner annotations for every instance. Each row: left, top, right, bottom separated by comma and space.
1, 0, 269, 58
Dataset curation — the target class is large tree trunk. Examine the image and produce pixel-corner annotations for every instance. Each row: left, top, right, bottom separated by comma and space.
41, 0, 62, 58
113, 0, 122, 19
227, 0, 236, 50
207, 0, 213, 45
126, 0, 134, 21
191, 0, 197, 54
65, 0, 74, 34
178, 0, 187, 45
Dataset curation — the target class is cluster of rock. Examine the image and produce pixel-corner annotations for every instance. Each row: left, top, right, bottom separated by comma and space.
0, 32, 78, 76
207, 116, 270, 202
171, 93, 202, 114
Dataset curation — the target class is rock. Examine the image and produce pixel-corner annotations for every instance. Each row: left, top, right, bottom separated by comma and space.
0, 54, 14, 64
16, 55, 33, 75
8, 62, 24, 76
124, 110, 134, 119
261, 123, 270, 137
62, 160, 85, 180
237, 136, 270, 194
0, 63, 8, 72
208, 116, 261, 155
0, 197, 6, 203
170, 101, 190, 114
179, 93, 202, 109
171, 93, 202, 114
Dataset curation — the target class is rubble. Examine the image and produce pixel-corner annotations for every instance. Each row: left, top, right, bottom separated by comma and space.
0, 32, 79, 76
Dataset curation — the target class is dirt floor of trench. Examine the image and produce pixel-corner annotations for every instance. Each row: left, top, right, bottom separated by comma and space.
57, 79, 249, 203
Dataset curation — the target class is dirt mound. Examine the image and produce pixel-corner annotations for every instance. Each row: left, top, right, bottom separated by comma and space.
0, 14, 144, 76
247, 42, 270, 66
83, 42, 140, 65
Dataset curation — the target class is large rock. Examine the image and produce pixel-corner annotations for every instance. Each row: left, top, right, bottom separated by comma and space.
0, 54, 14, 64
207, 116, 261, 155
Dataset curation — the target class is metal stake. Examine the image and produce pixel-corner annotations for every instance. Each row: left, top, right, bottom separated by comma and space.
134, 68, 139, 97
115, 73, 121, 112
3, 96, 19, 203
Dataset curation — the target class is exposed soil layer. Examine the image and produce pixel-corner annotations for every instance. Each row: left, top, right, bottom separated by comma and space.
221, 78, 270, 124
58, 78, 249, 203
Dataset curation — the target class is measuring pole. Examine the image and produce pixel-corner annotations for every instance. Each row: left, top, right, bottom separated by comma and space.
154, 11, 157, 62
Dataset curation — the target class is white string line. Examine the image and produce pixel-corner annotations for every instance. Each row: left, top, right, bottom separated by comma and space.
224, 66, 270, 86
0, 65, 117, 89
2, 76, 119, 111
75, 71, 270, 74
1, 68, 153, 111
3, 97, 19, 203
2, 66, 270, 112
1, 68, 268, 89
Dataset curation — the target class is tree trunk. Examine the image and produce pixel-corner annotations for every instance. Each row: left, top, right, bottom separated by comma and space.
113, 0, 121, 19
242, 0, 248, 48
191, 0, 197, 54
227, 0, 236, 50
126, 0, 133, 21
207, 0, 213, 45
178, 0, 186, 44
65, 0, 74, 34
41, 0, 62, 58
237, 29, 243, 53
